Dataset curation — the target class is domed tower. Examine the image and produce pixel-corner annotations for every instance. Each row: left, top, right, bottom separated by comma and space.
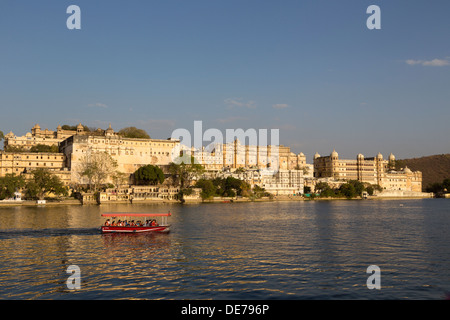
56, 125, 62, 138
105, 123, 114, 136
32, 124, 41, 137
313, 152, 321, 178
330, 149, 339, 179
76, 123, 84, 135
375, 152, 384, 185
331, 149, 338, 160
389, 153, 396, 170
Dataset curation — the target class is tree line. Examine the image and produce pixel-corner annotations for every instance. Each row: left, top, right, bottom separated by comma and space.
311, 180, 383, 199
425, 178, 450, 195
0, 169, 67, 201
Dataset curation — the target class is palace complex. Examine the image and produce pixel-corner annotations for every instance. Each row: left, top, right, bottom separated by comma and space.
0, 124, 426, 197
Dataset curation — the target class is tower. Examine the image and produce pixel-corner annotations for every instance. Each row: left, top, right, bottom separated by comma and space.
331, 149, 338, 179
389, 153, 396, 170
357, 153, 364, 181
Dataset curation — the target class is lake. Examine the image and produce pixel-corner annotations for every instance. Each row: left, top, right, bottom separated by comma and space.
0, 199, 449, 300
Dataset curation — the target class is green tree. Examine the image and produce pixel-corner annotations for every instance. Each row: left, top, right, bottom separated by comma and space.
315, 182, 330, 194
426, 182, 443, 193
224, 176, 243, 197
61, 124, 93, 132
118, 127, 150, 139
4, 145, 26, 153
0, 174, 25, 200
168, 156, 204, 189
348, 180, 365, 196
29, 144, 59, 153
195, 179, 216, 199
442, 178, 450, 191
25, 169, 67, 200
253, 185, 271, 199
339, 183, 356, 199
134, 165, 165, 185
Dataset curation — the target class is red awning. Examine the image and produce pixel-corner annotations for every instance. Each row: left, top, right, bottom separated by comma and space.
101, 213, 171, 217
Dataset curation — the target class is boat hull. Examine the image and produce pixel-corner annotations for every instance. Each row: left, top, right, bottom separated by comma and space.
101, 225, 170, 234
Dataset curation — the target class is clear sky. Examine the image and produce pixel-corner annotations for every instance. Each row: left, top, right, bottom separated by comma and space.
1, 0, 449, 162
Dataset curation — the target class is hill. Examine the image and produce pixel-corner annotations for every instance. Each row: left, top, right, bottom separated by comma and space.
395, 154, 450, 191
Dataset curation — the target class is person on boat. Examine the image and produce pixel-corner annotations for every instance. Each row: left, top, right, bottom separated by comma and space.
151, 219, 158, 227
117, 220, 122, 226
111, 220, 116, 226
105, 219, 110, 226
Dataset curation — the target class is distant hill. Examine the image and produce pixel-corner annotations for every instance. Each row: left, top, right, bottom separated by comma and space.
395, 154, 450, 191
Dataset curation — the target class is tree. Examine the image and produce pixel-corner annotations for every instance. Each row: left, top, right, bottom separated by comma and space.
425, 178, 450, 194
61, 124, 93, 132
339, 183, 356, 199
168, 156, 204, 189
77, 150, 118, 191
118, 127, 150, 139
0, 174, 25, 200
253, 185, 271, 199
0, 130, 4, 143
134, 165, 164, 185
347, 180, 365, 196
195, 179, 216, 199
30, 144, 59, 153
443, 178, 450, 191
25, 169, 67, 200
315, 182, 331, 194
4, 145, 26, 153
111, 171, 129, 188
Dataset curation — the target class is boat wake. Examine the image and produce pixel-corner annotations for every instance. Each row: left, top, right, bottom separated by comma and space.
0, 228, 101, 239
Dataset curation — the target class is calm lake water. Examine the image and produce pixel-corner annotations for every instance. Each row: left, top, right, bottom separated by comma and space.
0, 199, 449, 300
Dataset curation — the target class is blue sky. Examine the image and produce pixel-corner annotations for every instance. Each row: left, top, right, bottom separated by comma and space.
1, 0, 449, 162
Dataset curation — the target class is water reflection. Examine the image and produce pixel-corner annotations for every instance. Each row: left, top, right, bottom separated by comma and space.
0, 199, 449, 299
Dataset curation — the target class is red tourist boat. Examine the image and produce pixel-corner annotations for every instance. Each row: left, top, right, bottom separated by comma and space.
101, 212, 171, 234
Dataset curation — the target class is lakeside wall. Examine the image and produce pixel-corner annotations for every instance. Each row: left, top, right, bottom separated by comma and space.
373, 190, 433, 198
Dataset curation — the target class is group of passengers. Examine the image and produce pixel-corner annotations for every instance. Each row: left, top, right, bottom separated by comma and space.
104, 219, 159, 227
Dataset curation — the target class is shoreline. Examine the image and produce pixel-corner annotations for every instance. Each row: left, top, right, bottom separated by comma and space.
0, 194, 437, 207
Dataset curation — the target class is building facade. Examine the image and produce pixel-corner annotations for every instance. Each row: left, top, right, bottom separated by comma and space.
0, 151, 71, 185
183, 139, 308, 172
201, 168, 304, 196
3, 124, 82, 150
59, 124, 180, 184
313, 150, 422, 192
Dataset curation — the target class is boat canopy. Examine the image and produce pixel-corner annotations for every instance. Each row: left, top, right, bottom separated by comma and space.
101, 213, 171, 218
